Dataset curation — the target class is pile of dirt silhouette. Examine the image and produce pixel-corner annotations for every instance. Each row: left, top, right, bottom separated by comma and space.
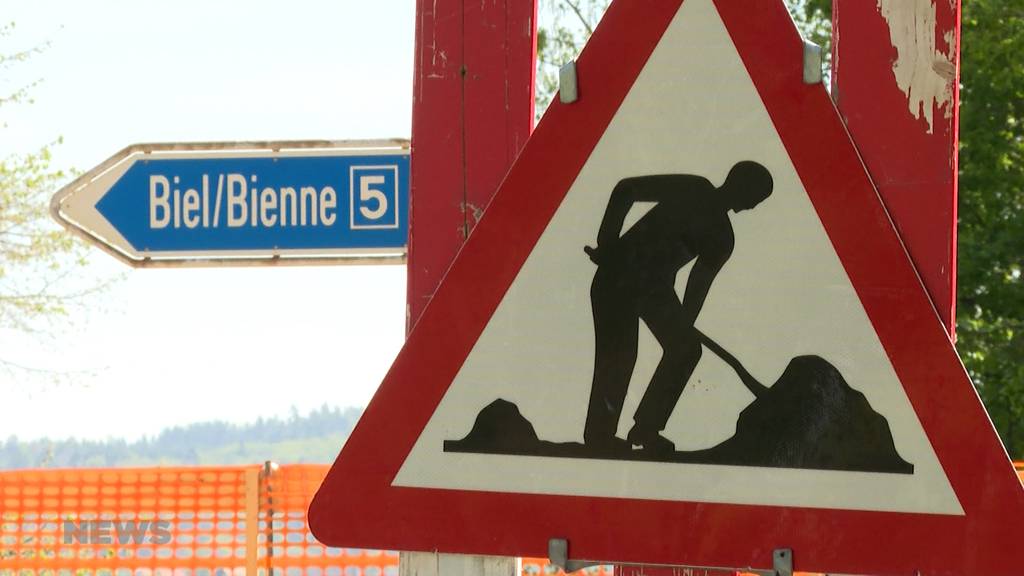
698, 355, 913, 473
444, 356, 913, 474
443, 399, 544, 454
443, 399, 601, 457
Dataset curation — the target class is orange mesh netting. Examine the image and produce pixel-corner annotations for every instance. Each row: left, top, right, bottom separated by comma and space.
0, 464, 398, 576
4, 462, 1022, 575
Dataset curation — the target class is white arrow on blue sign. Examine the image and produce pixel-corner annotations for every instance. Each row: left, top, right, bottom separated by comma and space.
50, 140, 410, 267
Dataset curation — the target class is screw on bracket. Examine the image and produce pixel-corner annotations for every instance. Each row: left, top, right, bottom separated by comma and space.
773, 548, 794, 576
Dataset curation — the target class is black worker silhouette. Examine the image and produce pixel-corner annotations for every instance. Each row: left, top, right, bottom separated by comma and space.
444, 162, 914, 474
583, 161, 773, 454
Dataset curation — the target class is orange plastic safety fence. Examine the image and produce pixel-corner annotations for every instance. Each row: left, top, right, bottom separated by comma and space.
258, 464, 399, 575
10, 461, 1017, 576
0, 465, 399, 576
1, 466, 254, 573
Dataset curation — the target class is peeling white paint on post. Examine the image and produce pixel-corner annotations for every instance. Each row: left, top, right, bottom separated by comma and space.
399, 552, 516, 576
875, 0, 957, 133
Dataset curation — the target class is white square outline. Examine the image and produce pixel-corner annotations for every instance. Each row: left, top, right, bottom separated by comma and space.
350, 165, 401, 230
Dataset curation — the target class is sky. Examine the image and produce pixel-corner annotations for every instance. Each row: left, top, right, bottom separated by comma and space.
1, 0, 418, 441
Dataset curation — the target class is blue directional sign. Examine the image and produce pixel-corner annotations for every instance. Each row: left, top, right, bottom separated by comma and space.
50, 141, 410, 266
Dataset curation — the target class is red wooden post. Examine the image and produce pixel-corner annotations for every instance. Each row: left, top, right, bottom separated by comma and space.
403, 3, 534, 572
406, 0, 537, 331
832, 0, 961, 339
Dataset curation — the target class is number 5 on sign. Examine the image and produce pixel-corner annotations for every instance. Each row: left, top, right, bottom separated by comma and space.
351, 166, 401, 229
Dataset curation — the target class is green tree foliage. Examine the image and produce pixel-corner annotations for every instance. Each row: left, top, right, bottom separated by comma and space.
536, 0, 1024, 456
958, 0, 1024, 455
0, 142, 80, 327
0, 23, 89, 345
535, 0, 611, 117
788, 0, 832, 53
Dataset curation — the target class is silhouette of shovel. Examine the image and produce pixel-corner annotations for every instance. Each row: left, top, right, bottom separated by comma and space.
694, 329, 768, 399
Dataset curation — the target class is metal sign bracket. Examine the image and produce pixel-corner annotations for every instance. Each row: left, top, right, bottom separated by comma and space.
549, 538, 793, 576
559, 61, 579, 104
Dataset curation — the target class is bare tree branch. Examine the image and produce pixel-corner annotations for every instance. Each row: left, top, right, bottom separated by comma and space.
562, 0, 595, 35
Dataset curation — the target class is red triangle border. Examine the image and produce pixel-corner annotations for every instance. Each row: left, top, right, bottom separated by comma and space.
311, 2, 1024, 574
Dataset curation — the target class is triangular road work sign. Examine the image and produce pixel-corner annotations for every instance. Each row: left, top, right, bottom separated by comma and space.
310, 1, 1024, 574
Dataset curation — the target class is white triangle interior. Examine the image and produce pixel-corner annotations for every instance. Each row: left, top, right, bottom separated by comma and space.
393, 0, 962, 515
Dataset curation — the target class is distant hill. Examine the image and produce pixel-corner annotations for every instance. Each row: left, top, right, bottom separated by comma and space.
0, 404, 361, 469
